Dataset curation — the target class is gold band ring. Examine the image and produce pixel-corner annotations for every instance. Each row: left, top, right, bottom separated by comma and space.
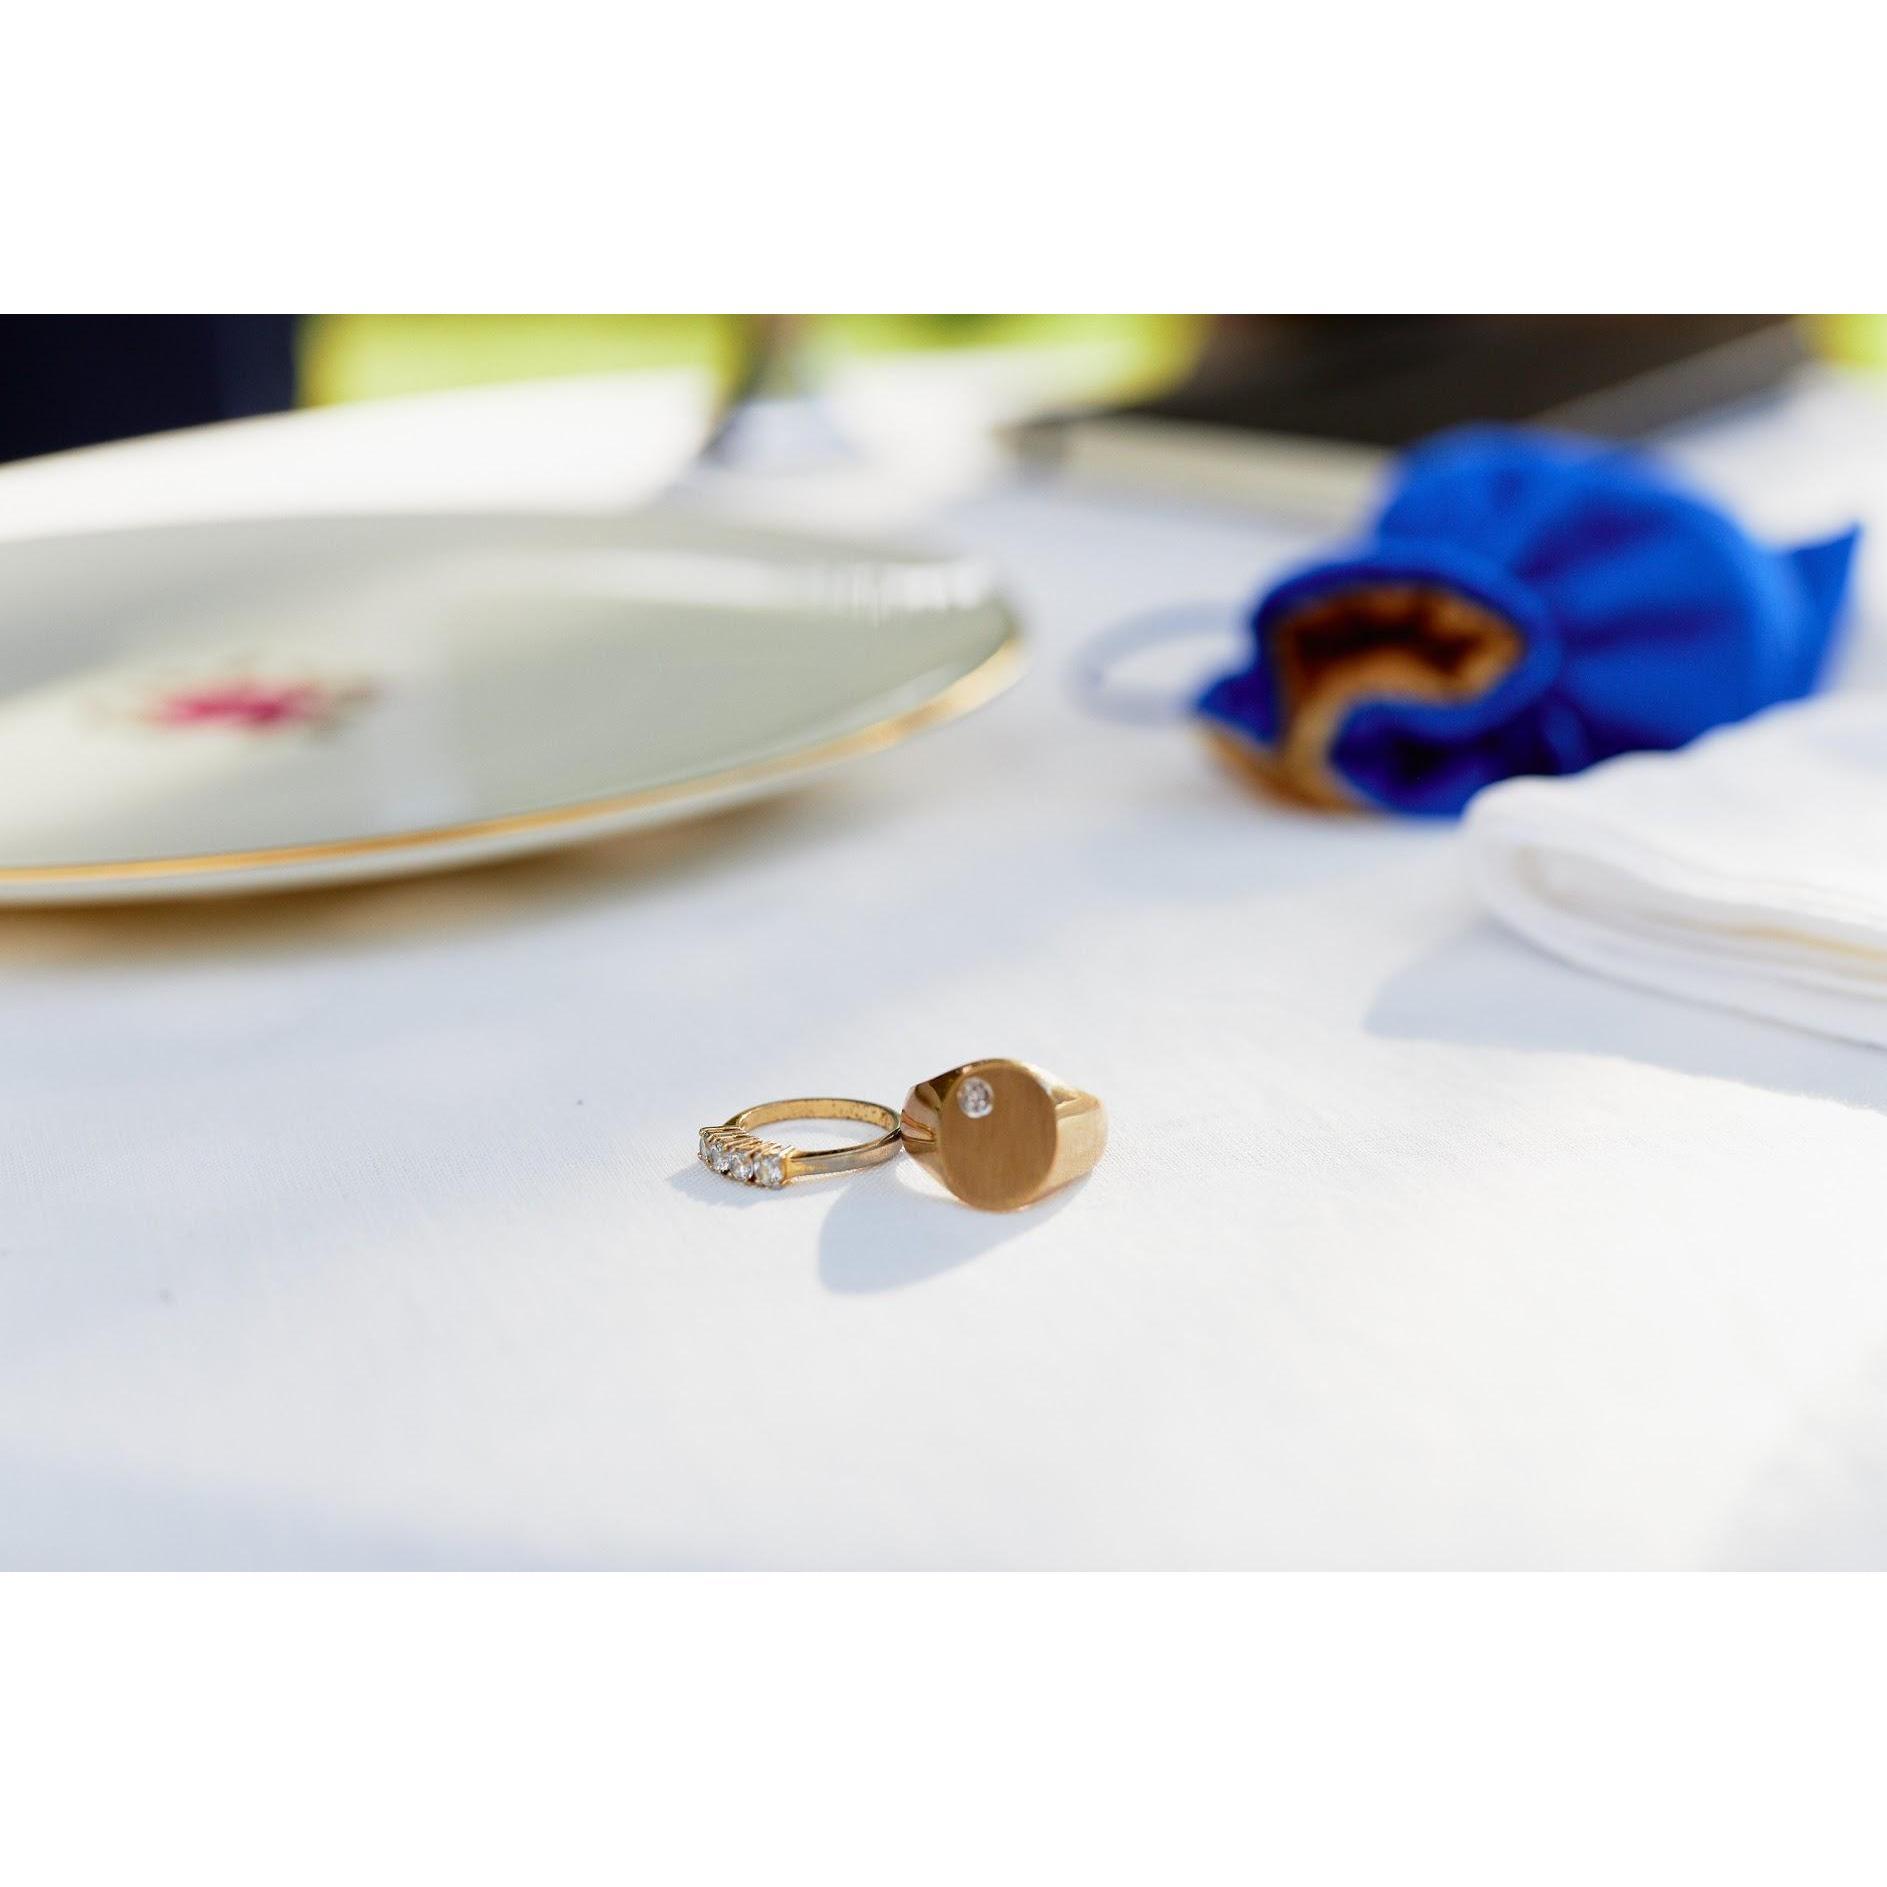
698, 1098, 902, 1190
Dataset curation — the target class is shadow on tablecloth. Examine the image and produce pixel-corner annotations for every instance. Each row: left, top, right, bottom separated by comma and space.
665, 1155, 1083, 1292
0, 792, 818, 971
1367, 917, 1887, 1116
816, 1159, 1086, 1295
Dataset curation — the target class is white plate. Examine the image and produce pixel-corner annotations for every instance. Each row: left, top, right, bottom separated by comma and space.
0, 505, 1020, 901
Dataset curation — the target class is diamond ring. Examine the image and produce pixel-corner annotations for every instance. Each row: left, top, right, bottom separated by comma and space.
697, 1098, 902, 1190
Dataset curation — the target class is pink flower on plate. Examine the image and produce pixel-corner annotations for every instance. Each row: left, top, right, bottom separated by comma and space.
140, 674, 372, 733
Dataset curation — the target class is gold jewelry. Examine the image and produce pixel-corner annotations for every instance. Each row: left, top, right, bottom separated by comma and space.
698, 1098, 901, 1190
899, 1059, 1106, 1211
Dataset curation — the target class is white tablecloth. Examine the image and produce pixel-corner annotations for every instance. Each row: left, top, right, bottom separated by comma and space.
9, 374, 1887, 1568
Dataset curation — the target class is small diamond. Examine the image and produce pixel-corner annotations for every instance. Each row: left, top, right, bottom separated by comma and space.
729, 1148, 755, 1182
699, 1132, 715, 1165
956, 1075, 994, 1119
710, 1142, 733, 1174
757, 1152, 784, 1189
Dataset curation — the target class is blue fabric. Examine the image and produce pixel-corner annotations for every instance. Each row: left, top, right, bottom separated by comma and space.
1195, 427, 1862, 816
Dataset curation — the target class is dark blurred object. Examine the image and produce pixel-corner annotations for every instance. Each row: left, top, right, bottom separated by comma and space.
1016, 315, 1806, 518
1129, 315, 1798, 444
0, 316, 297, 465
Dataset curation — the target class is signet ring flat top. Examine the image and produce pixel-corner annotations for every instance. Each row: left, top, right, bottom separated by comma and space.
899, 1059, 1106, 1211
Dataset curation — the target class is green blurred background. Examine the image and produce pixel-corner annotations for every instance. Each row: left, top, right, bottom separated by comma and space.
1, 315, 1879, 472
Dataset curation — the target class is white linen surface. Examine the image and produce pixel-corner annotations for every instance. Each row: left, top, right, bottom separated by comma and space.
1467, 695, 1887, 1048
9, 373, 1887, 1568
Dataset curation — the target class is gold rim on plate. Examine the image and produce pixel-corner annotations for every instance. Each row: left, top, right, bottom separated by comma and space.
0, 622, 1022, 892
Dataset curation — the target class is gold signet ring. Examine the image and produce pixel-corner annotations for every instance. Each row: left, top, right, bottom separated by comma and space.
899, 1059, 1106, 1211
698, 1099, 902, 1190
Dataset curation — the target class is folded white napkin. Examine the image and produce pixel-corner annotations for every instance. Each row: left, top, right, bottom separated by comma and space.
1464, 695, 1887, 1047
